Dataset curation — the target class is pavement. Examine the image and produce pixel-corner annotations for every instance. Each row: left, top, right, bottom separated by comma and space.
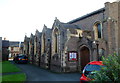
12, 61, 81, 82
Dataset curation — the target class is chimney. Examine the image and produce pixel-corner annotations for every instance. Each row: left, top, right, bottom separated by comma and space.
4, 37, 6, 40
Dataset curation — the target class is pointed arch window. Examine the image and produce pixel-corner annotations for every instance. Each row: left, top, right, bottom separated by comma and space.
94, 22, 102, 40
54, 28, 59, 53
55, 33, 57, 53
97, 23, 102, 38
43, 34, 45, 53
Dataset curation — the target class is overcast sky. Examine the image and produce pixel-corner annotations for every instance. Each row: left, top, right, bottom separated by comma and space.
0, 0, 116, 41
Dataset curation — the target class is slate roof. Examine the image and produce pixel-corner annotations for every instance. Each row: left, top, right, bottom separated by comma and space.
47, 28, 52, 38
61, 23, 80, 29
2, 40, 9, 47
68, 8, 105, 24
9, 41, 20, 47
68, 28, 78, 34
39, 32, 42, 36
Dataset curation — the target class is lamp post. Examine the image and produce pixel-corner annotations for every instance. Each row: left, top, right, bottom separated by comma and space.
93, 40, 99, 61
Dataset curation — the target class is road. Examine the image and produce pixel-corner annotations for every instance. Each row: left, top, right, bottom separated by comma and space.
13, 62, 81, 82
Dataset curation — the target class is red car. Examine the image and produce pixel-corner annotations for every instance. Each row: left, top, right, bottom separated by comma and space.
80, 61, 105, 83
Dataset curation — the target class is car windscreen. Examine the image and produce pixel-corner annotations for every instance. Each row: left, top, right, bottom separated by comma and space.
85, 64, 102, 71
83, 64, 105, 76
18, 56, 27, 59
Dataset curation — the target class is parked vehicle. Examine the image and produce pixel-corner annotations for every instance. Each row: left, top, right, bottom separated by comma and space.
13, 54, 28, 64
80, 61, 105, 83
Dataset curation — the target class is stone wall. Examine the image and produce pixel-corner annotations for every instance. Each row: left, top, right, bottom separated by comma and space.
69, 2, 120, 56
41, 25, 52, 69
2, 40, 9, 61
105, 2, 120, 55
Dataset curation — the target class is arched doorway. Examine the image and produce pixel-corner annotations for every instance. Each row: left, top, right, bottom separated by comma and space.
80, 46, 90, 70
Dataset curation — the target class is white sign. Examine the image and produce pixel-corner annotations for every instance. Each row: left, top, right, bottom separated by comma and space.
69, 52, 77, 61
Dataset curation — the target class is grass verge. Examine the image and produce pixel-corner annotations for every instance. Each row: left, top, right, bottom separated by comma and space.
0, 61, 21, 73
1, 73, 26, 83
0, 61, 26, 83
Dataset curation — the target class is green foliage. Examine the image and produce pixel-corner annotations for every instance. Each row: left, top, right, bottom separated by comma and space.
89, 54, 120, 82
0, 61, 21, 73
0, 61, 26, 82
1, 73, 26, 82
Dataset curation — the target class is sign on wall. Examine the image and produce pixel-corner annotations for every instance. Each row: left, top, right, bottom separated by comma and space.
68, 51, 78, 61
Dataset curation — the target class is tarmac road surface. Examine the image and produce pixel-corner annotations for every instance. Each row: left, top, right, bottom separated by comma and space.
13, 61, 81, 82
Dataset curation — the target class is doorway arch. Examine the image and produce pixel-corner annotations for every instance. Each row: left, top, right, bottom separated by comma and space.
80, 46, 90, 70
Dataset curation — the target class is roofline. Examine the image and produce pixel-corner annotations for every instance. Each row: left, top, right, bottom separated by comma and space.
68, 8, 105, 24
88, 61, 104, 65
9, 41, 20, 43
9, 41, 22, 42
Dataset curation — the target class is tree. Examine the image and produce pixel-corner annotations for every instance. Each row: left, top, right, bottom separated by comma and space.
89, 54, 120, 82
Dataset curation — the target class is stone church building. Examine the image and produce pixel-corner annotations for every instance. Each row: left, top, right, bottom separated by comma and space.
40, 25, 52, 69
23, 1, 120, 72
34, 30, 42, 66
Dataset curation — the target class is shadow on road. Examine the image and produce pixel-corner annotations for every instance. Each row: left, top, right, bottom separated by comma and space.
10, 61, 81, 82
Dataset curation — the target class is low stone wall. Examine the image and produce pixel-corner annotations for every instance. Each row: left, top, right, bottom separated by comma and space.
50, 64, 62, 72
40, 62, 48, 69
64, 66, 78, 72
